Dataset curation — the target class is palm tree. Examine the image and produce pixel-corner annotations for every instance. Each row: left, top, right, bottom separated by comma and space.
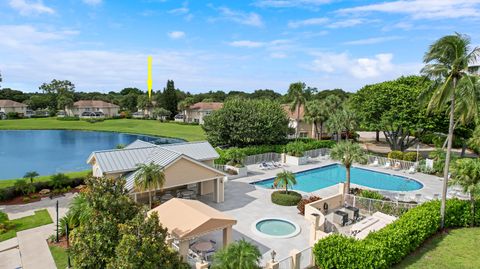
330, 141, 367, 197
421, 33, 480, 228
450, 158, 480, 226
211, 239, 261, 269
273, 170, 297, 194
326, 111, 344, 142
304, 100, 328, 139
134, 162, 166, 209
288, 82, 308, 138
340, 109, 358, 140
23, 171, 39, 184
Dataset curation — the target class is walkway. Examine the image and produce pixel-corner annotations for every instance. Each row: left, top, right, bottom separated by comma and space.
0, 193, 76, 269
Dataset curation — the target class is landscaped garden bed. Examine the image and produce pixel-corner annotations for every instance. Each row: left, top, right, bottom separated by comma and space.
271, 191, 302, 206
0, 209, 53, 242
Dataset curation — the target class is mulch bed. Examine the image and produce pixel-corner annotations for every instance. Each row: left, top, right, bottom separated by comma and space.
0, 189, 81, 206
48, 236, 69, 249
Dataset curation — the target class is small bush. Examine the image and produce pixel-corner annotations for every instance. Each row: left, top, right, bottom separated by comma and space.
359, 190, 384, 200
57, 116, 79, 121
387, 150, 404, 160
403, 152, 419, 162
51, 173, 69, 190
271, 191, 302, 206
22, 197, 31, 203
285, 141, 306, 157
6, 112, 20, 119
297, 196, 321, 215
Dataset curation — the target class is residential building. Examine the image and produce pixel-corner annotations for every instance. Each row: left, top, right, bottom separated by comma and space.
184, 102, 223, 124
87, 140, 226, 203
282, 104, 320, 139
66, 100, 119, 117
0, 99, 28, 117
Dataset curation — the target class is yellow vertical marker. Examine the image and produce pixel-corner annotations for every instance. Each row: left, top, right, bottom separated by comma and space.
147, 56, 153, 100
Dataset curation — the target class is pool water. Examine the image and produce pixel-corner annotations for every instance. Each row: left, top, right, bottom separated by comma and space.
253, 164, 423, 192
0, 130, 182, 179
255, 219, 297, 237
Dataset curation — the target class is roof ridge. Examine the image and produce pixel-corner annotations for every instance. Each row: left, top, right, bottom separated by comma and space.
159, 141, 209, 147
92, 146, 156, 154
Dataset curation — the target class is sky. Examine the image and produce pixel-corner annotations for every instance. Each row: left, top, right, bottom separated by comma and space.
0, 0, 479, 93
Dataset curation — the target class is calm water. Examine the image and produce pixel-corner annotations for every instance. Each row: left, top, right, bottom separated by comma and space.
256, 219, 296, 236
0, 130, 181, 179
253, 164, 423, 192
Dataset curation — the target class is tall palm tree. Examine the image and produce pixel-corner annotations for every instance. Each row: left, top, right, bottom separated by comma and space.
288, 82, 308, 138
304, 99, 328, 139
211, 239, 261, 269
23, 171, 39, 184
340, 109, 358, 140
134, 162, 165, 209
450, 158, 480, 226
330, 142, 366, 197
326, 111, 344, 142
421, 33, 480, 228
273, 170, 297, 194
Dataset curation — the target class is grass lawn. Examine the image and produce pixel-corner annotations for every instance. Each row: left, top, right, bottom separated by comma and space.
394, 228, 480, 269
0, 209, 53, 242
0, 170, 90, 188
49, 245, 70, 269
0, 117, 205, 141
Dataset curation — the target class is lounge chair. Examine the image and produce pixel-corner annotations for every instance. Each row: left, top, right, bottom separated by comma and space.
273, 161, 284, 167
370, 158, 379, 167
384, 161, 391, 169
258, 162, 269, 170
407, 166, 416, 174
393, 162, 401, 171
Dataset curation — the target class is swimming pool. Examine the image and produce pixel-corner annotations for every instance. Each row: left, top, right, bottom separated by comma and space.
252, 164, 423, 192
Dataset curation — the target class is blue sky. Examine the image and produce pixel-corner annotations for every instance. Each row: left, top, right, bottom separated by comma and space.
0, 0, 479, 93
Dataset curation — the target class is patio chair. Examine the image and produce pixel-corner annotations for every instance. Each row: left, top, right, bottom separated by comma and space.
383, 161, 391, 169
407, 166, 416, 174
273, 161, 284, 167
370, 158, 379, 167
393, 162, 401, 171
258, 163, 269, 170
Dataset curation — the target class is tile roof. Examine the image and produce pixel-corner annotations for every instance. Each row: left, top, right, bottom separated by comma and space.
73, 100, 119, 108
188, 102, 223, 110
282, 104, 305, 119
0, 100, 27, 108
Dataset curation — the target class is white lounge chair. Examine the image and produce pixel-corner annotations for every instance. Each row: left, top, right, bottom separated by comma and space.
384, 161, 391, 169
407, 166, 416, 174
393, 162, 401, 171
370, 158, 379, 167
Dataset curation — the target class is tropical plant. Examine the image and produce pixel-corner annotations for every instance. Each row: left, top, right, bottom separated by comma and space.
273, 170, 297, 194
285, 141, 305, 157
421, 33, 480, 228
225, 148, 246, 167
340, 108, 358, 140
14, 179, 35, 196
325, 110, 344, 142
330, 142, 367, 196
134, 162, 165, 209
116, 144, 126, 149
152, 107, 171, 121
211, 239, 262, 269
288, 82, 308, 138
304, 99, 328, 140
450, 158, 480, 226
23, 171, 39, 184
68, 194, 93, 227
50, 173, 68, 190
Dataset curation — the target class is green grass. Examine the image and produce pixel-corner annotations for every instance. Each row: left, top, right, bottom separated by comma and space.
49, 245, 70, 269
394, 228, 480, 269
0, 170, 90, 188
0, 117, 205, 141
0, 209, 53, 242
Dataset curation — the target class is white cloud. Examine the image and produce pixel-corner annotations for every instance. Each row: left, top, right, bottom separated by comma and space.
9, 0, 54, 16
215, 7, 264, 27
254, 0, 331, 8
0, 25, 77, 46
288, 17, 329, 28
228, 40, 265, 48
327, 19, 365, 28
82, 0, 102, 6
307, 52, 395, 79
270, 52, 287, 59
343, 36, 403, 45
168, 31, 185, 39
339, 0, 480, 19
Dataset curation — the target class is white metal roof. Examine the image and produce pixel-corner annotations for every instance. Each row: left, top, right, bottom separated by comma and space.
92, 147, 156, 174
124, 139, 156, 149
160, 141, 219, 161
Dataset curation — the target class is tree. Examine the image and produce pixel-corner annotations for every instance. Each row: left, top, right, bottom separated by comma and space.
287, 82, 308, 138
325, 110, 344, 142
70, 177, 140, 268
120, 87, 143, 96
203, 98, 289, 147
211, 239, 261, 269
273, 170, 297, 194
137, 94, 153, 111
340, 108, 358, 140
39, 79, 75, 110
421, 33, 480, 228
304, 99, 328, 139
134, 162, 165, 209
330, 142, 366, 196
23, 171, 39, 184
107, 211, 188, 269
160, 80, 178, 119
450, 158, 480, 226
177, 96, 195, 112
120, 93, 139, 112
152, 107, 171, 121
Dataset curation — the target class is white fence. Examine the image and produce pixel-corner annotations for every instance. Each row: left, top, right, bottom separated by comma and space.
345, 194, 417, 217
298, 247, 314, 269
213, 164, 226, 171
244, 152, 281, 165
366, 154, 417, 171
277, 256, 293, 269
303, 148, 330, 158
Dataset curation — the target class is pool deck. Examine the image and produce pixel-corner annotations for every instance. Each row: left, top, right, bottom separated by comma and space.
201, 159, 444, 264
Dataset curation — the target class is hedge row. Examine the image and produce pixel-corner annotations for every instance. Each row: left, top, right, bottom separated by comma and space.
271, 191, 302, 206
313, 199, 477, 269
0, 177, 84, 201
387, 151, 420, 162
215, 140, 336, 164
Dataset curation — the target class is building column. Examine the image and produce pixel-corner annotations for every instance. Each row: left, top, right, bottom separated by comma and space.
222, 226, 233, 248
179, 240, 189, 262
213, 177, 224, 203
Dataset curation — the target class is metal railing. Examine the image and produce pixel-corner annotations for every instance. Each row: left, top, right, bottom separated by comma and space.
298, 247, 314, 269
303, 148, 330, 158
244, 152, 281, 165
345, 194, 417, 217
213, 164, 226, 171
366, 154, 417, 171
277, 256, 293, 269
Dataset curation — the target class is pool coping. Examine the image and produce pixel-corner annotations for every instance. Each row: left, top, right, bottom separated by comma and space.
251, 217, 302, 239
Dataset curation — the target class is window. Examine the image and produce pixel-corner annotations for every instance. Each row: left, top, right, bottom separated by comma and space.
299, 132, 308, 138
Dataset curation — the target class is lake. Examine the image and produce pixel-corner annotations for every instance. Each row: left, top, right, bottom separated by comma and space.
0, 130, 182, 179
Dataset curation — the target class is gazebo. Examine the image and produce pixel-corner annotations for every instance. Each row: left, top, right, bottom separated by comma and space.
148, 198, 237, 261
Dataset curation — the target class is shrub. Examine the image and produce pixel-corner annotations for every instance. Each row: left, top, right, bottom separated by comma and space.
225, 148, 246, 167
57, 116, 79, 121
285, 141, 306, 157
50, 173, 69, 190
387, 150, 404, 160
14, 180, 35, 195
271, 191, 302, 206
359, 190, 384, 200
297, 196, 321, 215
403, 152, 419, 162
313, 199, 478, 269
6, 112, 20, 119
22, 197, 31, 203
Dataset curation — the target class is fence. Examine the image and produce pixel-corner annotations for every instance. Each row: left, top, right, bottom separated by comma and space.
345, 194, 417, 217
277, 256, 293, 269
366, 154, 417, 171
298, 247, 314, 269
213, 164, 226, 171
303, 148, 330, 158
244, 152, 281, 165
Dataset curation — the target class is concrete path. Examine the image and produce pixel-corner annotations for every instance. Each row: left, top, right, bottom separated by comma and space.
0, 248, 22, 269
17, 224, 56, 269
